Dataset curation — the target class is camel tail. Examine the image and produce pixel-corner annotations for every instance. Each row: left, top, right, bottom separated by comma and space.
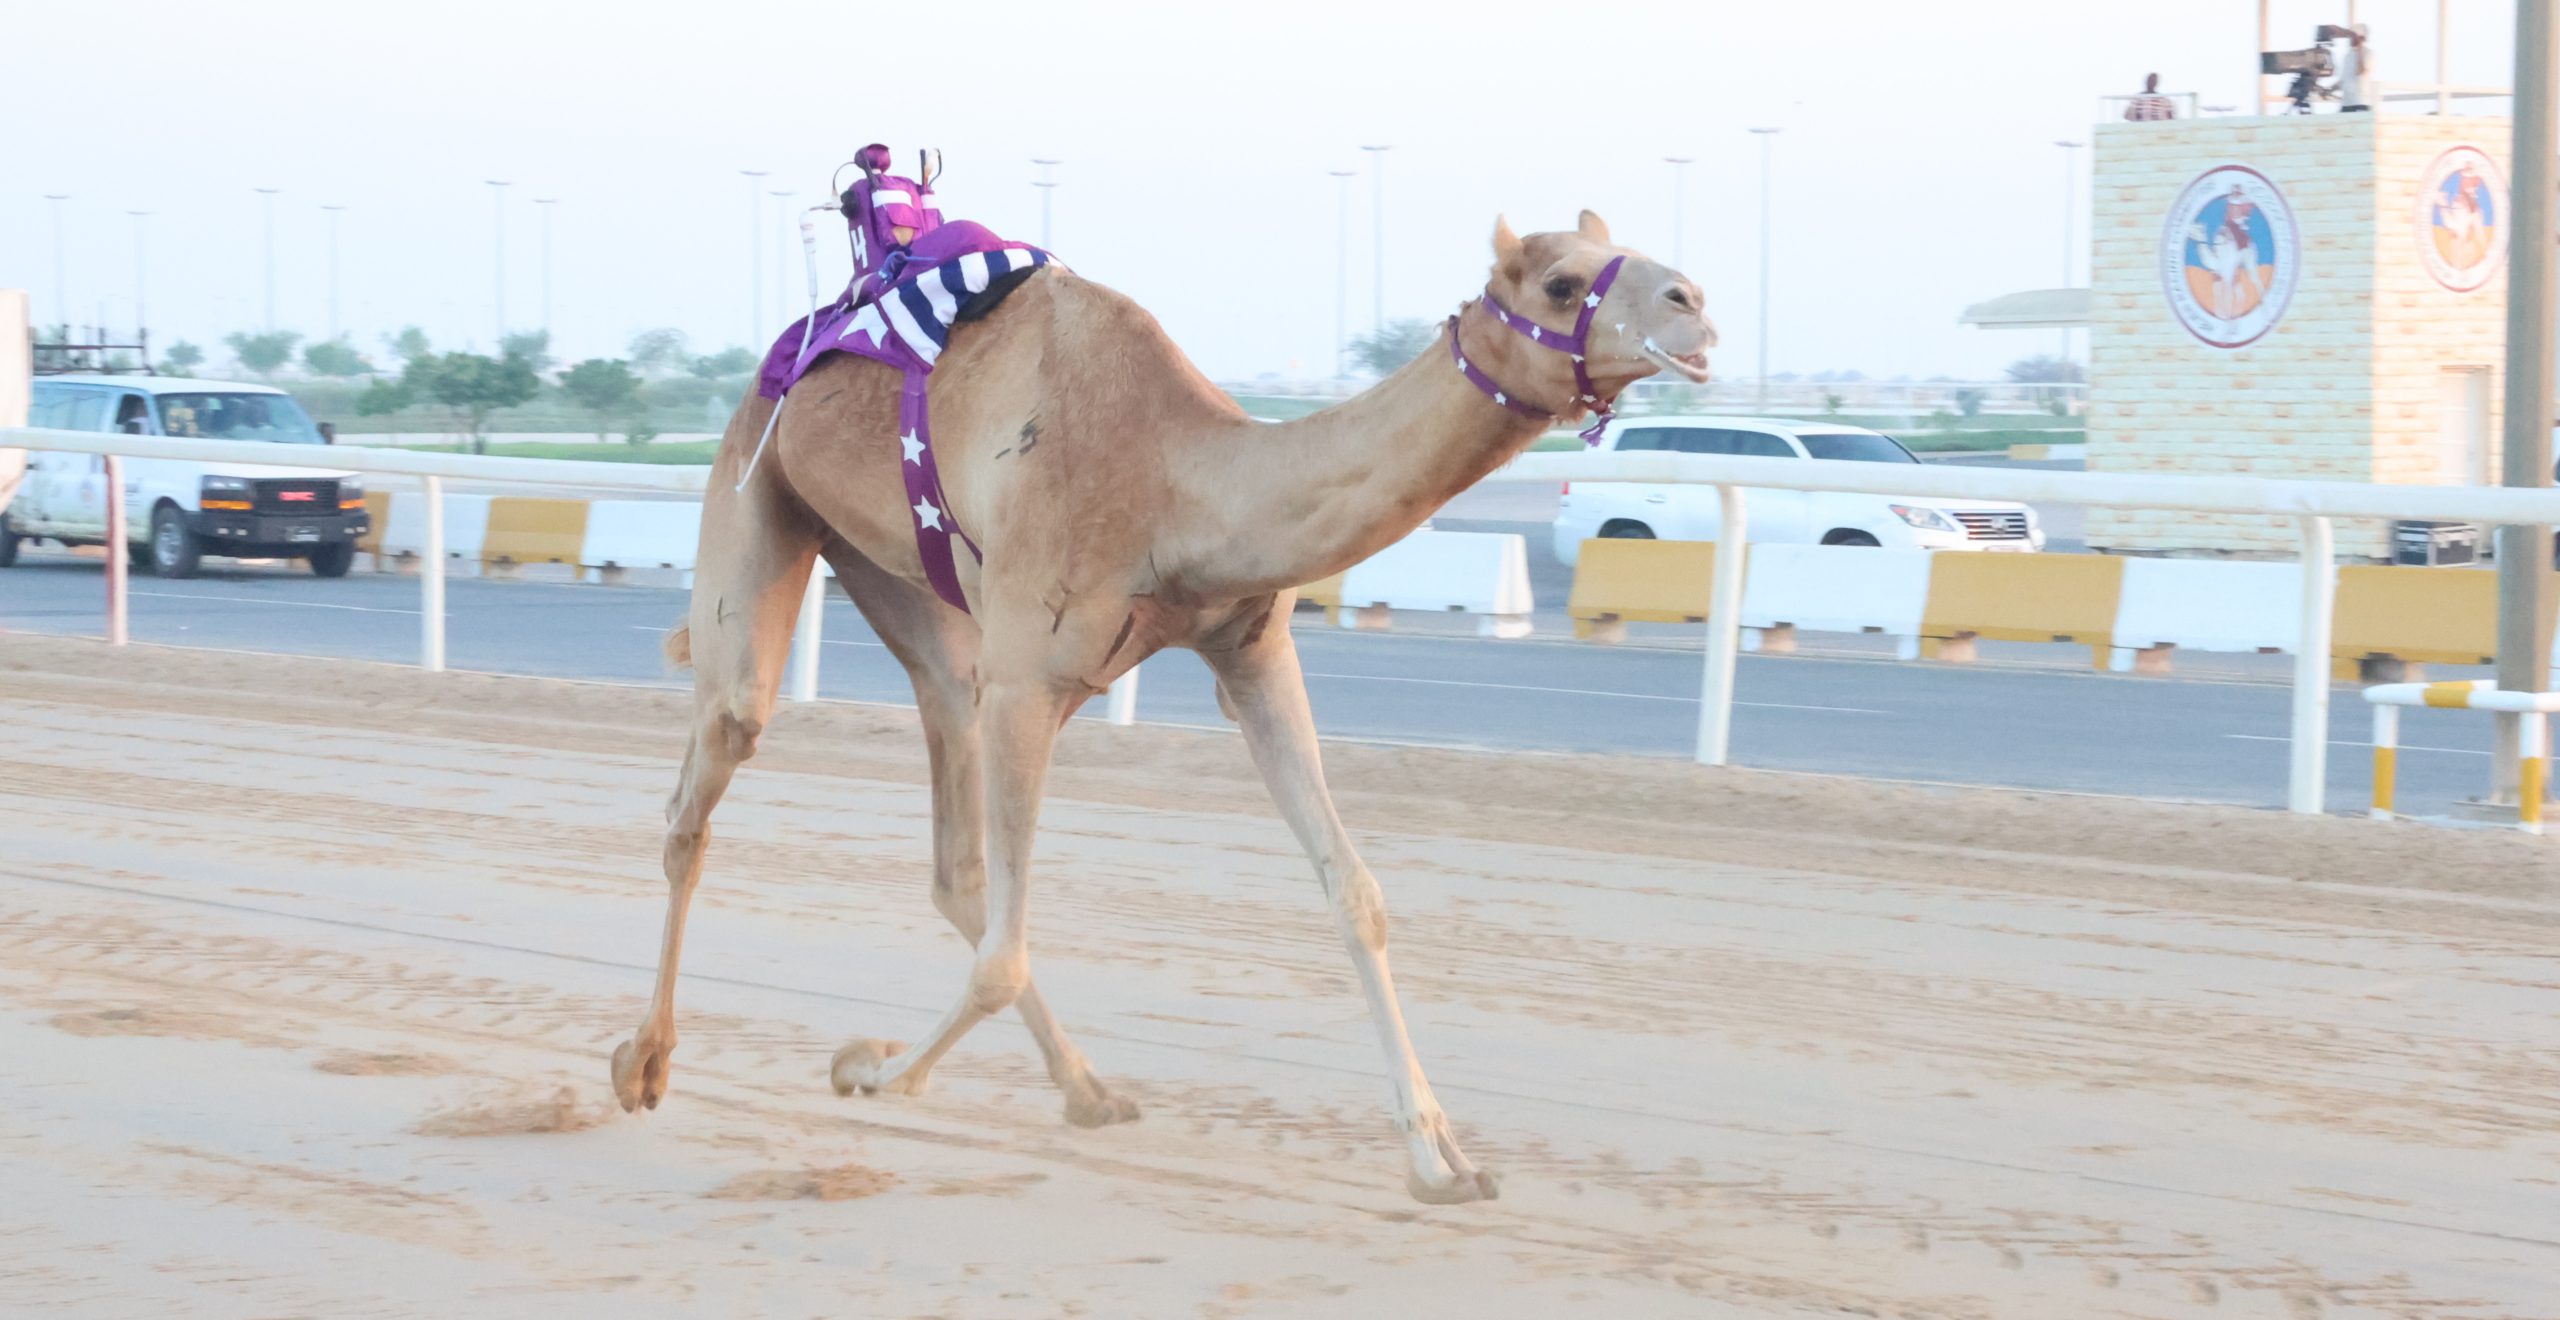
663, 622, 693, 670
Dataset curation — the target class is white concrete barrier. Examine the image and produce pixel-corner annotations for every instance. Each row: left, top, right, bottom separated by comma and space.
579, 500, 704, 582
2111, 558, 2309, 670
1336, 529, 1535, 638
378, 491, 492, 566
1739, 544, 1931, 659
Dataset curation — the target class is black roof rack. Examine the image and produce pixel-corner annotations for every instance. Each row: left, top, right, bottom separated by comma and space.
32, 326, 154, 377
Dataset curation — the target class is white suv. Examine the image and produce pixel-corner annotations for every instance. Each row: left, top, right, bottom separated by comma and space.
2, 375, 368, 578
1552, 416, 2044, 566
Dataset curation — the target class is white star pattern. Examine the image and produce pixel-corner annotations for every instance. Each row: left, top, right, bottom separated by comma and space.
1494, 392, 1507, 404
1528, 326, 1541, 341
913, 498, 942, 530
1456, 357, 1469, 371
1585, 292, 1602, 308
900, 430, 925, 464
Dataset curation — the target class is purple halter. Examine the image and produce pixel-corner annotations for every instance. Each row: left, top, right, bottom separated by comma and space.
1448, 255, 1627, 446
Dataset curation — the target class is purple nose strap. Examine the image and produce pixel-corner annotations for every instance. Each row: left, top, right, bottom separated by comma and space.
1450, 256, 1629, 445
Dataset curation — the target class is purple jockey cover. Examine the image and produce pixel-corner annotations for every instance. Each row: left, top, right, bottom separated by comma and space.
758, 220, 1054, 614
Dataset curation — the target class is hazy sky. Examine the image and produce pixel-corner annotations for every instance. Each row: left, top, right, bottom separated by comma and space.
0, 0, 2524, 383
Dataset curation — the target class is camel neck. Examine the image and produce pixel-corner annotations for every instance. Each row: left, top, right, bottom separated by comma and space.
1168, 312, 1555, 599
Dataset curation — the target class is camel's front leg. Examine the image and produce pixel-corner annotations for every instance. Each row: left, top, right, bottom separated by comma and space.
1203, 623, 1498, 1205
832, 679, 1073, 1098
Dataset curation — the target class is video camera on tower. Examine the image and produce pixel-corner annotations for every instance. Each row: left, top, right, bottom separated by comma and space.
2261, 27, 2347, 112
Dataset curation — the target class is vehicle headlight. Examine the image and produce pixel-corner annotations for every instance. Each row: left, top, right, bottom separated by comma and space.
201, 476, 250, 495
1889, 503, 1960, 533
338, 477, 364, 498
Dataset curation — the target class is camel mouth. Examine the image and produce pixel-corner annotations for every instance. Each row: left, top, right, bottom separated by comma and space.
1642, 339, 1713, 383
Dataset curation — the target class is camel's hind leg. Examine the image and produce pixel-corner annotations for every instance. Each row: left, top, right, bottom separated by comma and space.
611, 412, 820, 1112
818, 548, 1138, 1127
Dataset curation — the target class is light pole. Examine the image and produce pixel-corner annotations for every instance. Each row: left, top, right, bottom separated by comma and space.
741, 169, 769, 344
1362, 145, 1391, 336
1664, 156, 1694, 270
126, 210, 150, 335
1329, 168, 1356, 378
768, 187, 793, 324
42, 194, 69, 332
1746, 127, 1781, 407
533, 197, 558, 339
254, 187, 282, 331
1032, 158, 1062, 249
318, 204, 345, 341
2494, 0, 2558, 808
2056, 140, 2086, 361
485, 179, 511, 344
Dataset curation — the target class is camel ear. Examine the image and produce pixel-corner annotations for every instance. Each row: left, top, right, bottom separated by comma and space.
1492, 215, 1523, 263
1577, 210, 1612, 244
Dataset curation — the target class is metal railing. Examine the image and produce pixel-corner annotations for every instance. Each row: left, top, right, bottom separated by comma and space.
0, 428, 1149, 724
1504, 448, 2560, 815
16, 426, 2560, 812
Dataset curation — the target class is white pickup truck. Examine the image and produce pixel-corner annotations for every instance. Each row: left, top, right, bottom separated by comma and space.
1, 374, 368, 578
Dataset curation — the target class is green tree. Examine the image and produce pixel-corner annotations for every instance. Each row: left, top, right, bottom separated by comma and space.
2004, 355, 2085, 384
302, 337, 374, 377
224, 330, 303, 379
385, 326, 433, 363
559, 357, 645, 441
404, 350, 539, 454
355, 377, 416, 417
628, 328, 692, 376
499, 329, 554, 375
1349, 318, 1438, 375
162, 340, 205, 374
688, 346, 758, 380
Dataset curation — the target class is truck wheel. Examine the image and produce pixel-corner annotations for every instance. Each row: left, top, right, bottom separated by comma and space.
0, 513, 19, 568
1822, 530, 1882, 547
307, 542, 355, 578
1598, 520, 1656, 540
128, 541, 154, 572
150, 505, 203, 579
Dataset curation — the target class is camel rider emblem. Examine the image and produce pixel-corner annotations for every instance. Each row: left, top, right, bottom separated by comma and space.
2416, 145, 2507, 293
2161, 163, 2299, 350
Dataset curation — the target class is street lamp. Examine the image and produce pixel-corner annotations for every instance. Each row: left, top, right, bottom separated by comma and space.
485, 179, 511, 344
533, 197, 559, 339
1329, 168, 1356, 378
768, 187, 793, 325
1746, 127, 1782, 408
1361, 145, 1391, 336
254, 187, 283, 331
126, 210, 151, 336
1663, 156, 1695, 270
318, 204, 346, 341
1031, 158, 1062, 250
42, 194, 70, 332
2056, 140, 2086, 360
741, 169, 770, 344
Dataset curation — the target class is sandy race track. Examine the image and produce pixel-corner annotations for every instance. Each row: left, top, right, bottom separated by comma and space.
3, 633, 2557, 1318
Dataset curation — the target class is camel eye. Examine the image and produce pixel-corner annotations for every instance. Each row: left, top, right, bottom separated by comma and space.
1544, 276, 1580, 304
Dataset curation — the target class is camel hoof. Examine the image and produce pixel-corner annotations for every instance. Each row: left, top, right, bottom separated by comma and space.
829, 1038, 911, 1097
611, 1036, 672, 1112
1064, 1087, 1142, 1130
1406, 1167, 1501, 1206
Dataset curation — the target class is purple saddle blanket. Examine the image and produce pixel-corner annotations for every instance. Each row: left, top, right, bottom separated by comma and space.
756, 221, 1052, 398
750, 220, 1055, 615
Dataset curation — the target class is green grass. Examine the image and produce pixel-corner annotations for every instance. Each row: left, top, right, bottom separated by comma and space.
372, 439, 720, 464
1900, 429, 2082, 453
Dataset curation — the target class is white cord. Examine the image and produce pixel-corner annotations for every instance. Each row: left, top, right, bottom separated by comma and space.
736, 210, 831, 494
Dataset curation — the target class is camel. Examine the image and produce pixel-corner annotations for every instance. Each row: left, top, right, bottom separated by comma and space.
608, 210, 1715, 1204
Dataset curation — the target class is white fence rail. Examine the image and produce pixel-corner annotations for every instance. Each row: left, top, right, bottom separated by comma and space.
16, 427, 2560, 812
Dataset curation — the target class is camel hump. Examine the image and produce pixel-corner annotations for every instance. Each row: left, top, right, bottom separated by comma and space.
663, 622, 693, 670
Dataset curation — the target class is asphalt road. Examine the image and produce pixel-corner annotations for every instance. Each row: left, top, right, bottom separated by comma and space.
0, 549, 2508, 820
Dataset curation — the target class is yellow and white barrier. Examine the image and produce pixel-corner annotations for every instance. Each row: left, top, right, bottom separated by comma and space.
2364, 680, 2560, 832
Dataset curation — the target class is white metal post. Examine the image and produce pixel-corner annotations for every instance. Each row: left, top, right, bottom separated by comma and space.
2370, 702, 2399, 820
103, 455, 127, 646
1696, 485, 1748, 765
788, 569, 823, 703
2288, 515, 2336, 814
1106, 667, 1138, 726
421, 474, 446, 672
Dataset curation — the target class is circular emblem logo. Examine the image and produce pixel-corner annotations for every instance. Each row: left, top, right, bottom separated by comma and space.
2416, 145, 2506, 292
2160, 163, 2300, 349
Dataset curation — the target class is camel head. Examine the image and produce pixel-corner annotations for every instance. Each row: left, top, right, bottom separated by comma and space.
1481, 212, 1716, 413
